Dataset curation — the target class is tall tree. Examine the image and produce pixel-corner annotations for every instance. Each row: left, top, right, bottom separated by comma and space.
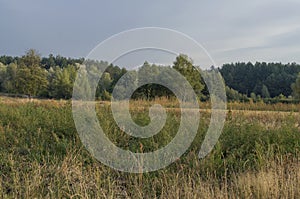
291, 73, 300, 99
261, 84, 270, 98
50, 65, 76, 99
0, 62, 6, 92
173, 54, 205, 99
3, 63, 17, 93
20, 49, 41, 68
15, 50, 48, 97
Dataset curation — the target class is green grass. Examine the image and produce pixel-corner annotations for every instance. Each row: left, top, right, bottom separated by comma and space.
0, 98, 299, 198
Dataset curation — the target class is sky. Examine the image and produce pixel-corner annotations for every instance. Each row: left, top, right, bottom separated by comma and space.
1, 0, 300, 68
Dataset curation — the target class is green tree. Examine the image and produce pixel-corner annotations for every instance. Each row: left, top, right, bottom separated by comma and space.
250, 92, 256, 101
50, 65, 76, 99
0, 62, 6, 92
15, 50, 48, 97
220, 62, 300, 97
20, 49, 41, 68
97, 72, 112, 100
291, 73, 300, 99
3, 63, 18, 93
173, 54, 205, 99
15, 66, 48, 97
41, 54, 56, 69
137, 62, 159, 99
261, 84, 270, 98
73, 65, 92, 100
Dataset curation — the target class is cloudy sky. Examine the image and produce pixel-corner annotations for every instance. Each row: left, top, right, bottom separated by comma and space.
1, 0, 300, 68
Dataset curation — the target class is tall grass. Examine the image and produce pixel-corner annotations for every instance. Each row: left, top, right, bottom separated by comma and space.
0, 97, 299, 198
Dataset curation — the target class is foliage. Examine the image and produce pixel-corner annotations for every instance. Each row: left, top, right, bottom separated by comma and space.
220, 62, 300, 97
1, 50, 300, 103
261, 84, 270, 98
173, 54, 205, 99
15, 50, 48, 97
49, 65, 77, 99
226, 86, 249, 102
292, 72, 300, 99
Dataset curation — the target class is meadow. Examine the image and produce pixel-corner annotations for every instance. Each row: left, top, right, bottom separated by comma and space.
0, 96, 299, 198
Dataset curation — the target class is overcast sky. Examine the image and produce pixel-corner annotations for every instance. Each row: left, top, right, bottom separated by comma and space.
1, 0, 300, 68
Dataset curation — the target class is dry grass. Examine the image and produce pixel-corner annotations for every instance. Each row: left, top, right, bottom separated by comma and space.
1, 150, 298, 198
0, 96, 67, 107
232, 160, 300, 199
0, 96, 299, 198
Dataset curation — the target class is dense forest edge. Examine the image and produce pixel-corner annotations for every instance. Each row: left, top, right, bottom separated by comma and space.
1, 49, 300, 103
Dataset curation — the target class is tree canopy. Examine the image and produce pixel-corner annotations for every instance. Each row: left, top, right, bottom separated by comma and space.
219, 62, 300, 98
1, 49, 300, 103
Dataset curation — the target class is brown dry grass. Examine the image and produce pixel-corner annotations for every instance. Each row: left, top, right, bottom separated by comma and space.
0, 96, 299, 198
1, 150, 298, 198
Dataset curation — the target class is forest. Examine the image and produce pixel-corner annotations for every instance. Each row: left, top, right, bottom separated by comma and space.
1, 49, 300, 102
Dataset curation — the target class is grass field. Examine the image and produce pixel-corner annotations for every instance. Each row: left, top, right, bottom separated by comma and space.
0, 97, 299, 198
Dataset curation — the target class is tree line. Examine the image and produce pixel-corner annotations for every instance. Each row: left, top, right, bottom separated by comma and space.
0, 50, 206, 100
219, 62, 300, 99
0, 49, 300, 102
